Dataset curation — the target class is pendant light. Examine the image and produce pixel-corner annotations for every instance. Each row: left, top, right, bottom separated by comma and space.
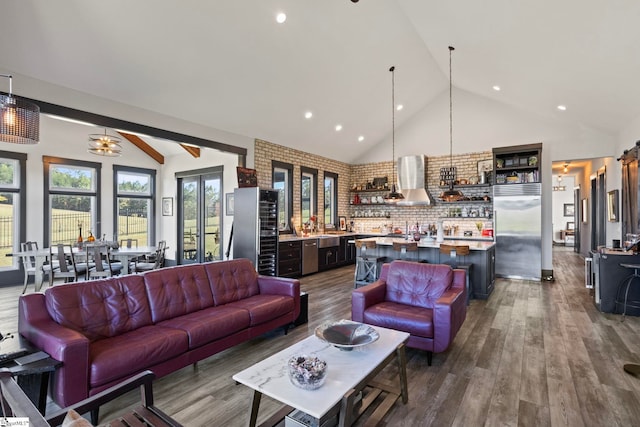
88, 129, 123, 157
440, 46, 465, 202
0, 74, 40, 144
384, 66, 404, 203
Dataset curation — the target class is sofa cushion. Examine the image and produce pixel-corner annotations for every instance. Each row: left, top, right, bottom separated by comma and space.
203, 259, 260, 306
158, 305, 251, 348
45, 275, 152, 341
89, 325, 188, 388
144, 264, 214, 323
228, 294, 295, 326
385, 261, 453, 309
363, 301, 434, 339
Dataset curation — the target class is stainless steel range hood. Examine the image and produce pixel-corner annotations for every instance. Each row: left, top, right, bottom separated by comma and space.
396, 155, 435, 206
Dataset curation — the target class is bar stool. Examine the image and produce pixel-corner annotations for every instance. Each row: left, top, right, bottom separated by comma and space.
615, 263, 640, 321
354, 240, 386, 288
439, 244, 472, 304
392, 241, 418, 261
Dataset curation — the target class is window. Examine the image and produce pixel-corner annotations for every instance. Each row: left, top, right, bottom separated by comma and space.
324, 172, 338, 227
114, 166, 156, 246
300, 167, 318, 225
0, 152, 26, 270
44, 157, 101, 246
273, 161, 293, 232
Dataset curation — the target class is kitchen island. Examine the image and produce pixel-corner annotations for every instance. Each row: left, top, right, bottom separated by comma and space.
355, 236, 495, 299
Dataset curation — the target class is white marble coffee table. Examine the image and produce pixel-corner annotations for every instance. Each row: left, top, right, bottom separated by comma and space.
233, 322, 409, 427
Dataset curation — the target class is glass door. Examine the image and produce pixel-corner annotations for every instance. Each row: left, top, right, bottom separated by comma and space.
178, 168, 222, 264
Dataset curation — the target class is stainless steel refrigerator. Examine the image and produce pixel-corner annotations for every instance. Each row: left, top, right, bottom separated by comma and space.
233, 187, 279, 276
493, 183, 541, 280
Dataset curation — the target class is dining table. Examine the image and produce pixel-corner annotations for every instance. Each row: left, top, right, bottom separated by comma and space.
6, 245, 161, 292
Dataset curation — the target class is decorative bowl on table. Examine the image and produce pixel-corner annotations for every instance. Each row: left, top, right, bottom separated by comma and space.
287, 355, 327, 390
315, 320, 380, 351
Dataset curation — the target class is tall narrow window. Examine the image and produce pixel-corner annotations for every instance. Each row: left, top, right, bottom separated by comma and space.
44, 157, 101, 246
0, 152, 26, 271
114, 166, 156, 246
324, 172, 338, 227
300, 167, 318, 225
273, 161, 293, 232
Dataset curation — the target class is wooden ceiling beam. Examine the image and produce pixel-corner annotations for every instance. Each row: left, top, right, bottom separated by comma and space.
180, 144, 200, 158
118, 132, 165, 164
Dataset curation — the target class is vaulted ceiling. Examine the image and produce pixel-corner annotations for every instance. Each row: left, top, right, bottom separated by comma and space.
2, 1, 639, 163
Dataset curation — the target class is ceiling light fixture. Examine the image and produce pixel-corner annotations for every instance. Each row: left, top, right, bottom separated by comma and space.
0, 74, 39, 144
276, 12, 287, 24
563, 162, 569, 173
384, 66, 404, 204
88, 129, 122, 157
358, 135, 364, 142
396, 104, 403, 111
492, 85, 501, 91
304, 111, 313, 119
440, 46, 465, 202
335, 124, 342, 131
557, 105, 567, 111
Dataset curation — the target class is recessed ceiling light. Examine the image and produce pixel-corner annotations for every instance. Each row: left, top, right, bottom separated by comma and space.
396, 104, 403, 111
557, 105, 567, 111
492, 85, 501, 91
358, 136, 364, 142
335, 124, 342, 131
276, 13, 287, 24
304, 111, 313, 119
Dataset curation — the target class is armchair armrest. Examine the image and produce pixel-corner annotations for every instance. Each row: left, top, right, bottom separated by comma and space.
432, 276, 467, 353
351, 280, 387, 323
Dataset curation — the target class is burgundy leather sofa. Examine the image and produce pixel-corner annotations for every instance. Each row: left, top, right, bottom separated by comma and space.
351, 260, 466, 365
18, 258, 300, 407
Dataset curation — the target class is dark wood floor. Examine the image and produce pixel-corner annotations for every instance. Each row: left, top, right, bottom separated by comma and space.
2, 248, 640, 426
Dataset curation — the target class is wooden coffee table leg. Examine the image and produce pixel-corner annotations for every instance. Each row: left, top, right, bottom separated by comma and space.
339, 389, 356, 427
249, 390, 262, 427
396, 343, 408, 404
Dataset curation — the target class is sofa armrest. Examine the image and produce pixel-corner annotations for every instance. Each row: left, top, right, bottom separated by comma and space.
351, 281, 387, 323
258, 275, 301, 321
18, 294, 91, 407
432, 279, 466, 353
257, 275, 300, 297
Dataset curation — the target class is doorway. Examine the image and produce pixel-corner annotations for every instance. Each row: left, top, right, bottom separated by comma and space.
177, 167, 223, 264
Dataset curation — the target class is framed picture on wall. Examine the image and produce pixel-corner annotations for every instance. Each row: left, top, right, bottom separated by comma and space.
563, 203, 574, 217
339, 216, 347, 231
162, 197, 173, 216
582, 198, 588, 222
225, 193, 234, 216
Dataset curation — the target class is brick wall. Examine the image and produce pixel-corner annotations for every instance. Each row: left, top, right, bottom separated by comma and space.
254, 139, 494, 237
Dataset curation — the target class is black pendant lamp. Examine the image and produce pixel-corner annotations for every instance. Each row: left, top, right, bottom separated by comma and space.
440, 46, 465, 202
384, 66, 404, 204
0, 74, 40, 144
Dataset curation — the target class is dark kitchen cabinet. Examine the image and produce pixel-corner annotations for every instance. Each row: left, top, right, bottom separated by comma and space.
278, 240, 301, 278
318, 246, 339, 272
339, 235, 356, 265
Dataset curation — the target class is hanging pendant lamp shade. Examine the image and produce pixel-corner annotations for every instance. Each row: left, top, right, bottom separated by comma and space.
440, 46, 465, 202
0, 75, 40, 144
88, 129, 122, 157
384, 66, 404, 204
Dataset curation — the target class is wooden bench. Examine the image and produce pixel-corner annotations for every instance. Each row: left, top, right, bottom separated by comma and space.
0, 369, 182, 427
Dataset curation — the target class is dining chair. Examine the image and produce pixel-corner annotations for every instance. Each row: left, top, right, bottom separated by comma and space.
49, 244, 86, 285
87, 244, 122, 279
132, 241, 166, 273
19, 241, 51, 294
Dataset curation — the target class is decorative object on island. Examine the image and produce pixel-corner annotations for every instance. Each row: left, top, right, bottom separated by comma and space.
384, 66, 404, 203
440, 46, 464, 202
0, 74, 39, 144
77, 221, 83, 248
88, 129, 122, 156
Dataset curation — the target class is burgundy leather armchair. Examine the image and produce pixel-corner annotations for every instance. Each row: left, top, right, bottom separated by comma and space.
352, 260, 466, 365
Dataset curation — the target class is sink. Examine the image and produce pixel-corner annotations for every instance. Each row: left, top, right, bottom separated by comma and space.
317, 236, 340, 248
